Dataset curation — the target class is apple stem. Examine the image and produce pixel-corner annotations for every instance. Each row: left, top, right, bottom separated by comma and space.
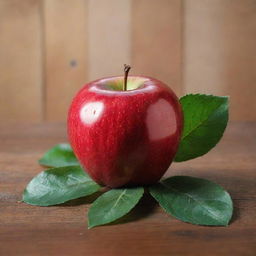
123, 64, 131, 91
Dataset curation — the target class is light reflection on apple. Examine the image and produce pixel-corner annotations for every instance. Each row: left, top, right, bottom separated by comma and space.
80, 101, 104, 125
146, 99, 177, 141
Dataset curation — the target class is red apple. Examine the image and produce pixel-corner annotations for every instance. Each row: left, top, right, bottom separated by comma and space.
67, 74, 183, 188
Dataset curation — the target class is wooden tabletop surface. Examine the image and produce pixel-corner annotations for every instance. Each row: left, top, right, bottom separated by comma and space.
0, 122, 255, 256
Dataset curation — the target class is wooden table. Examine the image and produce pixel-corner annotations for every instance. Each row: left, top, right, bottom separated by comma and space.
0, 122, 255, 256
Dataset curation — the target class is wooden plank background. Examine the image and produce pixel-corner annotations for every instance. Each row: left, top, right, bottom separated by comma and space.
44, 0, 88, 121
183, 0, 256, 121
0, 0, 43, 122
0, 0, 255, 122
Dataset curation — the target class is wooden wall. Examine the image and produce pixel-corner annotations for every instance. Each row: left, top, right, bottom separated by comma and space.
0, 0, 255, 122
183, 0, 256, 121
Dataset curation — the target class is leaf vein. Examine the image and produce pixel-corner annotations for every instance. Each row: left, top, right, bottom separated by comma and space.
162, 183, 222, 221
182, 100, 225, 140
112, 189, 127, 209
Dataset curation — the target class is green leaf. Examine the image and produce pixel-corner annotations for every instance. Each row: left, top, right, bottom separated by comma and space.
23, 166, 101, 206
39, 143, 79, 167
150, 176, 233, 226
88, 187, 144, 228
175, 94, 229, 162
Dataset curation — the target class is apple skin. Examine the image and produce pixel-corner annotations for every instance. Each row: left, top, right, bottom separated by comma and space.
67, 76, 183, 188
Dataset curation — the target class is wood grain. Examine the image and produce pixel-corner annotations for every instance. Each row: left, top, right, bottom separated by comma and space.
0, 122, 255, 255
183, 0, 256, 121
44, 0, 88, 121
0, 0, 255, 122
131, 0, 182, 96
0, 0, 43, 122
88, 0, 131, 81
